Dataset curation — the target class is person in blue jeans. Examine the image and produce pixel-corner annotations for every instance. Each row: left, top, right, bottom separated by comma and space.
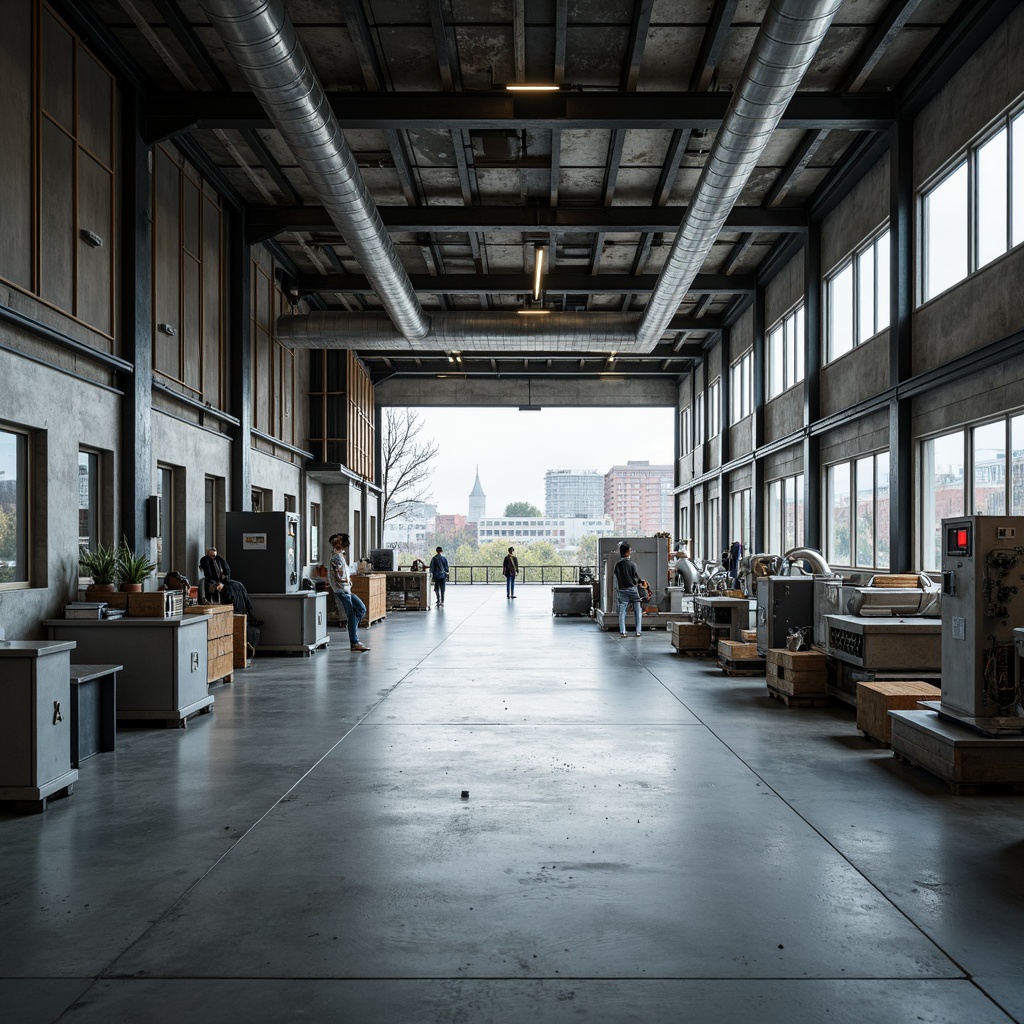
612, 541, 644, 637
329, 533, 370, 652
502, 546, 519, 598
429, 546, 449, 607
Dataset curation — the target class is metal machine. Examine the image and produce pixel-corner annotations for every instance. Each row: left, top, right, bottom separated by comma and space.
938, 515, 1024, 734
596, 536, 667, 631
226, 511, 301, 594
694, 595, 753, 642
756, 576, 815, 656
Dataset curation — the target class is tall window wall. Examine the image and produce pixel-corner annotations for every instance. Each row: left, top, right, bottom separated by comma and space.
825, 229, 891, 362
730, 353, 752, 423
825, 453, 890, 569
920, 414, 1024, 570
707, 380, 721, 438
921, 105, 1024, 303
0, 427, 29, 587
730, 489, 751, 553
766, 474, 804, 555
767, 305, 804, 399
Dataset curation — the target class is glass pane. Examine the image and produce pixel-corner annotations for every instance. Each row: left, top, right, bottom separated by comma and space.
924, 162, 968, 300
857, 245, 875, 343
157, 466, 172, 573
768, 481, 782, 554
794, 474, 805, 549
977, 127, 1008, 269
794, 309, 804, 384
829, 264, 854, 360
1012, 414, 1024, 515
875, 452, 890, 569
0, 430, 27, 584
78, 451, 98, 550
768, 325, 783, 398
876, 232, 891, 332
920, 431, 965, 571
1013, 113, 1024, 247
855, 457, 874, 567
827, 463, 851, 566
973, 420, 1006, 515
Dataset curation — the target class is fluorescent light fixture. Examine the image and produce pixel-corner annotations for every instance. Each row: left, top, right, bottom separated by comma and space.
532, 244, 546, 301
516, 308, 551, 316
505, 83, 560, 92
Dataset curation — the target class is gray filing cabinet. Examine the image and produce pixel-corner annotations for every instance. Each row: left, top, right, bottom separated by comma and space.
0, 641, 79, 811
551, 585, 593, 616
249, 592, 329, 655
45, 617, 212, 727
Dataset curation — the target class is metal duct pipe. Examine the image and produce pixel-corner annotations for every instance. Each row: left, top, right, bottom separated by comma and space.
198, 0, 429, 342
784, 547, 833, 576
277, 310, 642, 353
635, 0, 843, 350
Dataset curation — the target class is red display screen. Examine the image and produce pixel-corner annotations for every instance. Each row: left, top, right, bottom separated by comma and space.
945, 523, 972, 557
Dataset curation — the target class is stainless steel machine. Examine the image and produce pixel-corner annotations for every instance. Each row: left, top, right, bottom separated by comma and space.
936, 515, 1024, 734
694, 595, 752, 642
596, 536, 668, 631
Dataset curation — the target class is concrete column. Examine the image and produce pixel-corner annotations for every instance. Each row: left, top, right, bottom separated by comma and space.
802, 220, 822, 549
751, 285, 766, 550
228, 214, 253, 513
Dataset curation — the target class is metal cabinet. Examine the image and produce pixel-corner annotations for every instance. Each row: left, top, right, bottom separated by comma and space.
249, 592, 329, 655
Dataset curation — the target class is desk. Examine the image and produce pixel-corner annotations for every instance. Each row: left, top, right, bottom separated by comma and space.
0, 641, 79, 811
69, 663, 120, 766
45, 617, 213, 727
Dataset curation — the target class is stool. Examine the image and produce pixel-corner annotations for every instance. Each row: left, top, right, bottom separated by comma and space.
69, 664, 121, 767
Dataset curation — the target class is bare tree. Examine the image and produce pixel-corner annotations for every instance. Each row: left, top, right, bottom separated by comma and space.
381, 409, 439, 524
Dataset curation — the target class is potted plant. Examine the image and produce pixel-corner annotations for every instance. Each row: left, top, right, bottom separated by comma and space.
116, 538, 157, 593
79, 542, 120, 598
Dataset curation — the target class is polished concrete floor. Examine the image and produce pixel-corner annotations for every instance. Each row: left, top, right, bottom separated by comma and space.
2, 585, 1023, 1023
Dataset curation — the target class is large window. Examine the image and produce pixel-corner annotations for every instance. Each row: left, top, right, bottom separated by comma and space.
730, 489, 751, 554
920, 430, 967, 572
0, 428, 29, 586
707, 380, 721, 438
767, 305, 804, 400
730, 353, 752, 423
78, 450, 99, 552
156, 464, 174, 574
766, 474, 804, 555
679, 407, 692, 454
922, 107, 1024, 303
825, 229, 890, 362
694, 391, 706, 446
825, 453, 890, 569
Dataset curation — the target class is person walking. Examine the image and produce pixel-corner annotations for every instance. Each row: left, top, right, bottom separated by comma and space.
429, 546, 449, 607
328, 533, 370, 652
612, 541, 644, 638
502, 546, 519, 598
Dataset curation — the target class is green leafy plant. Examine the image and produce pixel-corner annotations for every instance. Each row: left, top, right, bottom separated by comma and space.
79, 541, 120, 585
116, 538, 157, 585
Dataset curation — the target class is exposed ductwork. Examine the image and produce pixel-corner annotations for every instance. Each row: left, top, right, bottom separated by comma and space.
206, 0, 840, 354
635, 0, 843, 349
197, 0, 429, 342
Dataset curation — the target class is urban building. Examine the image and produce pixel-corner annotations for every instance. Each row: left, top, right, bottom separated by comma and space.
381, 501, 436, 552
433, 514, 467, 535
1, 4, 1022, 1021
476, 515, 615, 551
544, 468, 605, 518
604, 461, 673, 536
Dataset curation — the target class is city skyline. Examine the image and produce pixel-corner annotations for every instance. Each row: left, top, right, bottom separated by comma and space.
405, 406, 676, 519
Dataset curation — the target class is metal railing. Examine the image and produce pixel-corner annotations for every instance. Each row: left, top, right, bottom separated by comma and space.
448, 564, 586, 585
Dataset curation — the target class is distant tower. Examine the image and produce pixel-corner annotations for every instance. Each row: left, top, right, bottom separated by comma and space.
468, 466, 486, 523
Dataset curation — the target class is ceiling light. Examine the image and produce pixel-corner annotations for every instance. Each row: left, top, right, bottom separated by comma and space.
516, 308, 551, 316
533, 244, 546, 301
505, 83, 560, 92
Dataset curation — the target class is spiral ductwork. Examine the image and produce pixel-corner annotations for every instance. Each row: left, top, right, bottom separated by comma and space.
198, 0, 429, 342
635, 0, 843, 350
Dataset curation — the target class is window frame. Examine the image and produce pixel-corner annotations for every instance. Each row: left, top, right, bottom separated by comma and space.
824, 227, 891, 363
707, 379, 721, 439
0, 425, 30, 589
824, 452, 890, 571
730, 352, 753, 423
765, 473, 804, 556
766, 304, 805, 400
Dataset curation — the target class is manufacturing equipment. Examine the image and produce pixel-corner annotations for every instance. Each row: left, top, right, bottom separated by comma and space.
694, 595, 753, 642
595, 536, 668, 631
756, 576, 815, 656
226, 511, 300, 594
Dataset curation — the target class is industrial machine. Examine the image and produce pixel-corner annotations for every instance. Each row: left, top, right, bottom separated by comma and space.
756, 576, 815, 656
936, 515, 1024, 733
694, 595, 753, 642
226, 511, 300, 594
595, 536, 668, 631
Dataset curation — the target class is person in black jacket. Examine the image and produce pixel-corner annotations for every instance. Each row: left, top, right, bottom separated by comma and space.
199, 547, 262, 625
502, 546, 519, 599
612, 542, 644, 637
429, 546, 449, 607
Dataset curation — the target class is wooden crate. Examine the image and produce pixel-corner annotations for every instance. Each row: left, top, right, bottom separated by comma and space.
669, 621, 712, 651
186, 604, 234, 684
718, 639, 758, 661
857, 680, 941, 746
767, 649, 827, 672
740, 629, 757, 643
870, 574, 922, 589
352, 573, 387, 626
232, 614, 250, 668
766, 661, 827, 695
127, 590, 183, 618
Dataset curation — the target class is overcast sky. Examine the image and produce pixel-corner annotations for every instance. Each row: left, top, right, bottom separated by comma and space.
407, 406, 675, 518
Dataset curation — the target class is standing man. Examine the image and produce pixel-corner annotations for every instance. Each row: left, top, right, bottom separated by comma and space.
502, 546, 519, 599
612, 541, 644, 638
429, 545, 449, 607
329, 533, 370, 652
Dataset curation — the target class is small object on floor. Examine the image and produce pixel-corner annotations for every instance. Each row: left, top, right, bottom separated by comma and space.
461, 790, 469, 799
351, 642, 370, 652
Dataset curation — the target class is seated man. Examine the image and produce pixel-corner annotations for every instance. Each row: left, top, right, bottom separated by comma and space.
199, 547, 263, 625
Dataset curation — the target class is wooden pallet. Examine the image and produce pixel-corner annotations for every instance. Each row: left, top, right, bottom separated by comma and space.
719, 656, 766, 677
674, 645, 715, 657
856, 680, 941, 746
767, 684, 828, 707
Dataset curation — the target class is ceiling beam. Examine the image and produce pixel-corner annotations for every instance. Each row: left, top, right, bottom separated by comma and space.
290, 272, 754, 296
245, 204, 807, 242
145, 91, 895, 142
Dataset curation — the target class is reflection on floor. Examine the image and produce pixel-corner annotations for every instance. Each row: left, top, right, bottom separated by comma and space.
2, 585, 1022, 1023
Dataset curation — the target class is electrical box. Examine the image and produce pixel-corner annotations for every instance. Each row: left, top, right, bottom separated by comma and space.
226, 512, 301, 594
940, 516, 1024, 721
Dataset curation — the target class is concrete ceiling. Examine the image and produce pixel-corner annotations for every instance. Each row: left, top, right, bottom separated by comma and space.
58, 0, 1011, 383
